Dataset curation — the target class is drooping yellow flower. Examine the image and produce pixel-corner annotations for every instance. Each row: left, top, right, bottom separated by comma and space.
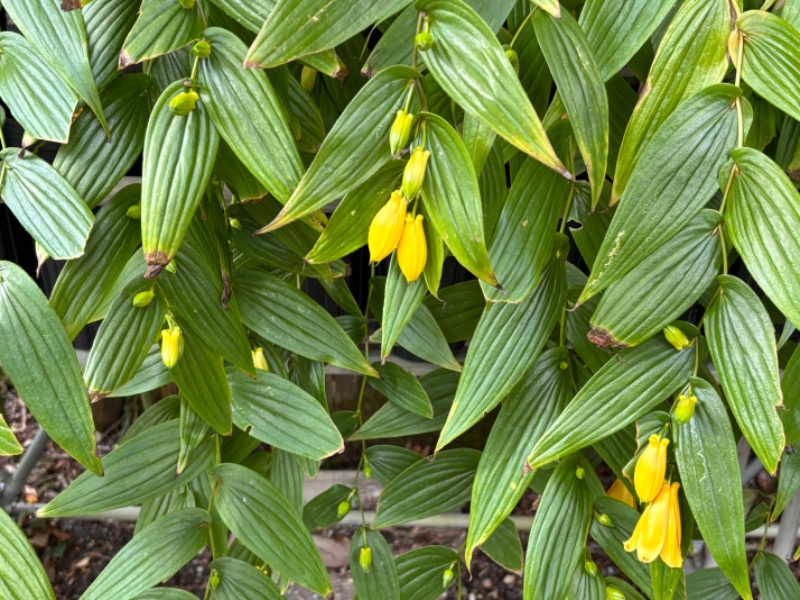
252, 347, 269, 372
607, 478, 637, 509
624, 482, 671, 563
160, 325, 184, 369
663, 325, 690, 350
674, 394, 698, 424
368, 191, 407, 262
634, 434, 669, 503
397, 214, 427, 282
401, 147, 430, 200
661, 482, 683, 568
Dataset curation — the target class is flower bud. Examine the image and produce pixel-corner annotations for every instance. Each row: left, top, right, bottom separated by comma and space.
634, 434, 669, 503
584, 560, 598, 577
228, 218, 242, 230
415, 31, 433, 51
252, 347, 269, 371
596, 513, 613, 527
132, 290, 154, 308
178, 0, 195, 8
336, 500, 351, 518
165, 260, 177, 273
606, 587, 626, 600
389, 110, 414, 157
675, 394, 698, 424
126, 204, 141, 219
505, 48, 520, 75
575, 466, 586, 480
442, 568, 456, 588
364, 465, 373, 480
209, 570, 221, 590
169, 90, 199, 116
402, 147, 430, 200
397, 214, 427, 282
160, 325, 184, 369
368, 191, 407, 262
192, 40, 211, 58
663, 325, 690, 350
300, 66, 317, 93
359, 546, 372, 573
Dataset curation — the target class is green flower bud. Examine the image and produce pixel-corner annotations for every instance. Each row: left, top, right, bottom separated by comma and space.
606, 586, 626, 600
584, 560, 599, 577
192, 40, 211, 58
165, 261, 177, 274
209, 570, 221, 590
364, 465, 373, 480
442, 567, 456, 588
415, 31, 434, 51
576, 466, 585, 480
505, 48, 520, 75
597, 513, 613, 527
169, 90, 199, 116
337, 500, 351, 519
132, 290, 155, 308
300, 66, 317, 93
559, 361, 569, 370
126, 204, 141, 219
389, 109, 414, 157
402, 147, 430, 200
229, 218, 242, 230
178, 0, 194, 8
663, 325, 690, 351
359, 546, 372, 573
675, 394, 698, 424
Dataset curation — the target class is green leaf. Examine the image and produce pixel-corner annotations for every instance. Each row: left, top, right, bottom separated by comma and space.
228, 369, 343, 460
531, 0, 560, 17
738, 11, 800, 123
209, 557, 283, 600
84, 279, 167, 400
261, 66, 417, 231
480, 518, 523, 572
0, 32, 77, 143
81, 509, 211, 600
40, 421, 212, 517
0, 261, 100, 474
774, 451, 800, 521
417, 0, 566, 176
84, 0, 141, 89
54, 73, 152, 209
119, 395, 180, 444
706, 275, 785, 474
532, 9, 608, 208
302, 484, 352, 531
364, 446, 422, 485
120, 0, 204, 67
686, 567, 739, 600
198, 27, 303, 204
49, 184, 141, 339
131, 589, 200, 600
673, 377, 751, 600
2, 0, 107, 132
481, 122, 571, 302
245, 0, 409, 68
0, 148, 94, 260
726, 147, 800, 328
0, 509, 56, 599
353, 369, 458, 440
380, 255, 428, 359
420, 112, 496, 285
466, 347, 571, 562
141, 80, 219, 277
753, 551, 800, 600
306, 162, 404, 264
589, 210, 723, 348
423, 280, 484, 343
234, 268, 376, 376
211, 463, 331, 595
111, 344, 174, 399
396, 546, 459, 600
579, 0, 678, 81
611, 0, 731, 201
135, 484, 197, 536
370, 362, 433, 418
437, 254, 565, 450
213, 140, 267, 202
528, 337, 694, 469
649, 559, 685, 600
350, 528, 401, 600
0, 413, 22, 456
581, 84, 744, 303
178, 400, 210, 475
523, 454, 594, 600
374, 449, 480, 528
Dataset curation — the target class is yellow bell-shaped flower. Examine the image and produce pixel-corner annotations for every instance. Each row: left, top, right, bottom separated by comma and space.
252, 347, 269, 372
661, 482, 683, 568
607, 478, 637, 509
623, 482, 671, 564
160, 325, 184, 369
397, 214, 427, 282
368, 191, 407, 263
634, 434, 669, 503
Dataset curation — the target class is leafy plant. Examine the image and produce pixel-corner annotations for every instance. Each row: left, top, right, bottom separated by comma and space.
1, 0, 799, 598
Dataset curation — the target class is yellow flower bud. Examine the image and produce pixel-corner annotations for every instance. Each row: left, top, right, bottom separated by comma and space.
132, 290, 154, 308
300, 66, 317, 93
674, 394, 698, 424
160, 325, 184, 369
192, 40, 211, 58
634, 434, 669, 503
126, 204, 141, 219
663, 325, 690, 350
337, 500, 351, 519
368, 191, 407, 262
584, 560, 598, 577
606, 587, 626, 600
252, 347, 269, 372
169, 91, 199, 116
401, 147, 430, 200
389, 110, 414, 157
623, 482, 671, 563
607, 478, 637, 509
397, 214, 427, 282
359, 546, 372, 573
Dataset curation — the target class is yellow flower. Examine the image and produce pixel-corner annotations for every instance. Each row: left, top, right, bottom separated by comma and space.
252, 347, 269, 372
368, 191, 407, 262
634, 434, 669, 503
674, 394, 698, 424
160, 325, 184, 369
401, 147, 430, 200
661, 482, 683, 568
389, 110, 414, 157
607, 478, 637, 509
397, 214, 427, 282
663, 325, 690, 350
624, 482, 672, 564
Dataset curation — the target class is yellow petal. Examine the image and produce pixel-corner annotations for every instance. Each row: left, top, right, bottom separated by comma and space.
635, 483, 672, 564
368, 191, 407, 262
398, 214, 427, 282
660, 482, 683, 568
634, 434, 669, 503
623, 503, 648, 553
608, 478, 637, 509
